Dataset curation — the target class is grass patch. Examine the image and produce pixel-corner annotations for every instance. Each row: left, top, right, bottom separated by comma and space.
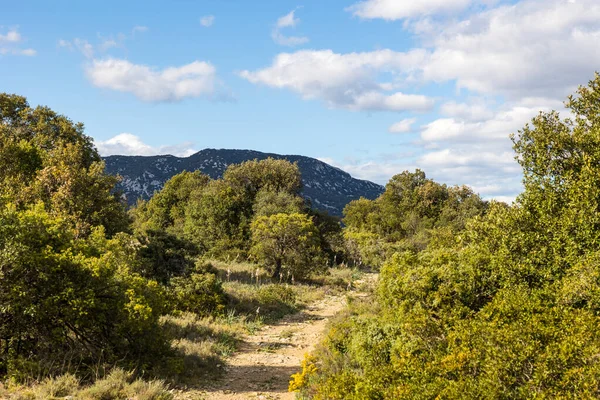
158, 312, 244, 383
3, 369, 172, 400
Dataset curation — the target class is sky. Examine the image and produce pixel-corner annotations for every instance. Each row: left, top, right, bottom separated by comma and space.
2, 0, 599, 202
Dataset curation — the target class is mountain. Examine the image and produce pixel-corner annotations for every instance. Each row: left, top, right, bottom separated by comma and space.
103, 149, 384, 216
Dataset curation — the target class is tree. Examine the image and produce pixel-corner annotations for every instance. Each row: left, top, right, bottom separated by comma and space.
250, 213, 322, 279
0, 93, 128, 237
132, 170, 210, 235
184, 179, 251, 255
223, 158, 302, 198
252, 189, 305, 217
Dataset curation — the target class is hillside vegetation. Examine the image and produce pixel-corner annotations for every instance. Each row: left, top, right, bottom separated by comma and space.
2, 74, 600, 400
0, 93, 353, 398
292, 75, 600, 399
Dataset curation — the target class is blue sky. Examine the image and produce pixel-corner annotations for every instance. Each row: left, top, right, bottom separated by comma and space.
2, 0, 599, 201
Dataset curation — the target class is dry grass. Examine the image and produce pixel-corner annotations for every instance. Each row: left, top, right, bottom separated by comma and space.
3, 369, 172, 400
209, 259, 356, 324
158, 312, 244, 383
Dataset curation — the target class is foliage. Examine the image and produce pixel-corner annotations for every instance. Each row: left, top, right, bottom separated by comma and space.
184, 179, 251, 255
289, 354, 318, 392
343, 170, 487, 268
136, 229, 198, 284
0, 93, 129, 237
168, 262, 227, 316
0, 203, 169, 380
0, 95, 172, 382
223, 157, 302, 197
253, 189, 305, 217
131, 170, 210, 235
303, 74, 600, 399
250, 213, 323, 278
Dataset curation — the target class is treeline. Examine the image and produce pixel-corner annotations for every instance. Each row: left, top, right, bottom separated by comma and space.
0, 92, 341, 383
293, 75, 600, 398
344, 169, 488, 267
131, 158, 343, 280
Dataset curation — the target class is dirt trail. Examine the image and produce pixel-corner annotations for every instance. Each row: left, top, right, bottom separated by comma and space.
173, 273, 377, 400
202, 293, 345, 400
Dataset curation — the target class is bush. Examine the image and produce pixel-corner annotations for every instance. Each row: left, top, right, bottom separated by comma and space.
169, 262, 227, 316
78, 369, 172, 400
0, 205, 169, 380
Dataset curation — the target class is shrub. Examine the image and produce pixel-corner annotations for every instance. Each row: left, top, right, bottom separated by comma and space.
169, 262, 227, 316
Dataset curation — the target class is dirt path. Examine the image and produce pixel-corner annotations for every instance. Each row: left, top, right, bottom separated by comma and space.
200, 293, 345, 400
173, 273, 377, 400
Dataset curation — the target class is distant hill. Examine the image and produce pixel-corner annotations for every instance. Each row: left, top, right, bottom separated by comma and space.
103, 149, 384, 216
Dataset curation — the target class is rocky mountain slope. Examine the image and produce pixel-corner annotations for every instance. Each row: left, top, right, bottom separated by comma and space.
103, 149, 384, 216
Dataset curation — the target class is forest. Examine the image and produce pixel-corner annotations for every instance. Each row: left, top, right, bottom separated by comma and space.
1, 74, 600, 399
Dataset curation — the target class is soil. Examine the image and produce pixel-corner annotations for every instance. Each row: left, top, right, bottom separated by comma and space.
174, 274, 376, 400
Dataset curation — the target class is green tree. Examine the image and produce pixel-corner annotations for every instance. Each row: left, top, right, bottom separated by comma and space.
223, 158, 302, 198
250, 213, 322, 279
0, 93, 128, 237
132, 170, 210, 235
0, 203, 168, 379
252, 189, 305, 217
184, 179, 251, 256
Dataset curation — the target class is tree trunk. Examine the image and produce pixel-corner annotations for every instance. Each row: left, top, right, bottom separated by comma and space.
272, 259, 282, 279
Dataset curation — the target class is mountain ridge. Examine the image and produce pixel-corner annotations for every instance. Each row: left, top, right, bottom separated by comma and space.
103, 148, 384, 216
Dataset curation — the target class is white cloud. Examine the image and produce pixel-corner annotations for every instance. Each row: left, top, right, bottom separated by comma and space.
0, 29, 21, 43
347, 0, 474, 20
0, 28, 35, 56
243, 0, 600, 201
240, 49, 432, 112
86, 58, 220, 102
272, 32, 310, 47
100, 39, 118, 51
57, 39, 72, 49
132, 25, 148, 33
200, 15, 215, 27
420, 0, 600, 99
61, 27, 146, 58
272, 9, 309, 46
420, 102, 559, 144
74, 38, 94, 58
277, 9, 301, 28
389, 118, 416, 133
440, 101, 494, 121
95, 133, 197, 157
58, 38, 94, 57
19, 48, 36, 56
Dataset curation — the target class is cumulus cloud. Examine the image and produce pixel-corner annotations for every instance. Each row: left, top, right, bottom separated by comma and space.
389, 118, 417, 133
0, 28, 35, 56
240, 49, 432, 112
347, 0, 475, 20
95, 133, 197, 157
86, 58, 221, 102
200, 15, 215, 27
421, 101, 562, 144
271, 9, 309, 46
440, 101, 495, 122
320, 99, 562, 201
0, 29, 21, 43
307, 0, 600, 201
420, 0, 600, 99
